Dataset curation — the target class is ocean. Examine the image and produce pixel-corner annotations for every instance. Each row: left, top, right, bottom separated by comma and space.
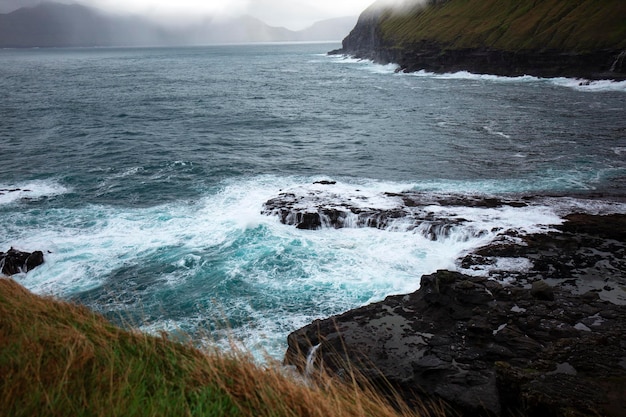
1, 42, 625, 358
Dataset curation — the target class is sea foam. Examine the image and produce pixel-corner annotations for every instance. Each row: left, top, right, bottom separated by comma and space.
330, 55, 626, 93
0, 180, 69, 206
5, 175, 626, 358
551, 78, 626, 93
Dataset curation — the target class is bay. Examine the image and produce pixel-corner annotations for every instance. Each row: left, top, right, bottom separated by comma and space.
1, 43, 625, 357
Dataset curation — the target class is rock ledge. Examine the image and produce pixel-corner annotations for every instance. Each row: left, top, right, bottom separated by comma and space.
285, 214, 626, 417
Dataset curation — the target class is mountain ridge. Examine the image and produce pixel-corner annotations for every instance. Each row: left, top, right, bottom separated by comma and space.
0, 2, 356, 47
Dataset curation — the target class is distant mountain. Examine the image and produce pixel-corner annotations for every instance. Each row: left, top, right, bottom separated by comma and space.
0, 2, 356, 47
0, 3, 171, 47
0, 0, 42, 14
296, 17, 357, 42
185, 15, 296, 45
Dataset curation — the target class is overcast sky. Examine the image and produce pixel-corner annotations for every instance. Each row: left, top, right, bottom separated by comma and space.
0, 0, 379, 30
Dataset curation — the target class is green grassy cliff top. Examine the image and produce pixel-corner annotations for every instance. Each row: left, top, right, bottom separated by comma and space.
377, 0, 626, 52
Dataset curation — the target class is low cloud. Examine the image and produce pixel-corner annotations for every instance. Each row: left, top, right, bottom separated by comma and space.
1, 0, 374, 30
372, 0, 429, 14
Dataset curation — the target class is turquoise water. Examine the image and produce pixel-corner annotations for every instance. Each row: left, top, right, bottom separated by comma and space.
1, 43, 625, 357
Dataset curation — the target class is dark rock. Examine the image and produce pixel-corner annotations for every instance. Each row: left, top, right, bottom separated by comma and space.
0, 248, 45, 276
530, 280, 554, 301
25, 251, 45, 272
295, 212, 323, 230
285, 213, 626, 417
263, 186, 529, 232
390, 46, 626, 81
462, 213, 626, 306
559, 213, 626, 241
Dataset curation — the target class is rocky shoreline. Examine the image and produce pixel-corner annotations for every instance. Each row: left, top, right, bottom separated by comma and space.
5, 185, 625, 416
330, 42, 626, 81
269, 186, 626, 416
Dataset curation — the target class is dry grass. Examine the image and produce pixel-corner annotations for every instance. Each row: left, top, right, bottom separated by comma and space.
0, 278, 444, 417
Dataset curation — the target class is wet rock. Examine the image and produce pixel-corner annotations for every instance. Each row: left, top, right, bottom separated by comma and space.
0, 188, 32, 195
559, 213, 626, 242
0, 248, 45, 276
530, 280, 554, 301
461, 213, 626, 305
286, 270, 626, 416
262, 186, 528, 232
285, 214, 626, 417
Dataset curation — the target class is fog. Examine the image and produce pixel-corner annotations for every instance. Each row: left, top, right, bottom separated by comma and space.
370, 0, 429, 14
0, 0, 431, 46
1, 0, 380, 30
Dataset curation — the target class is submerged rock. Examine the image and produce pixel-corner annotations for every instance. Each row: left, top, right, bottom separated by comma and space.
262, 184, 527, 232
285, 214, 626, 417
0, 248, 45, 276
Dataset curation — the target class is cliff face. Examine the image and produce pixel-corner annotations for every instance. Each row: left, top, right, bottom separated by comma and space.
338, 6, 384, 58
332, 0, 626, 80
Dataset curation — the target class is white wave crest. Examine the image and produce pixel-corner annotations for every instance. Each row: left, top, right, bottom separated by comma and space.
410, 70, 540, 83
333, 60, 626, 92
328, 54, 400, 74
6, 175, 626, 359
0, 180, 69, 206
550, 78, 626, 93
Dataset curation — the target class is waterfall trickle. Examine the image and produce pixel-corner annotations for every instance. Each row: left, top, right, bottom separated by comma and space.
610, 50, 626, 73
305, 343, 322, 376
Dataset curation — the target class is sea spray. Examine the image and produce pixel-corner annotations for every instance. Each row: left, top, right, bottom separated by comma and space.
5, 175, 626, 359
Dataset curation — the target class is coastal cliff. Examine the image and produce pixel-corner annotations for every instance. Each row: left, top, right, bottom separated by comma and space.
331, 0, 626, 80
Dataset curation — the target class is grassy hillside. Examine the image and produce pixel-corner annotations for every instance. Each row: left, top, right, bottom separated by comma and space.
0, 278, 437, 417
378, 0, 626, 52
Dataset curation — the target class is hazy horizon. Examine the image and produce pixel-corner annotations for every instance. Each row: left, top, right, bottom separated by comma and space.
0, 0, 378, 30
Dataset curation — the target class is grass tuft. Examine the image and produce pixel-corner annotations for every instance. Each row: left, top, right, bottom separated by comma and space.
0, 278, 441, 417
